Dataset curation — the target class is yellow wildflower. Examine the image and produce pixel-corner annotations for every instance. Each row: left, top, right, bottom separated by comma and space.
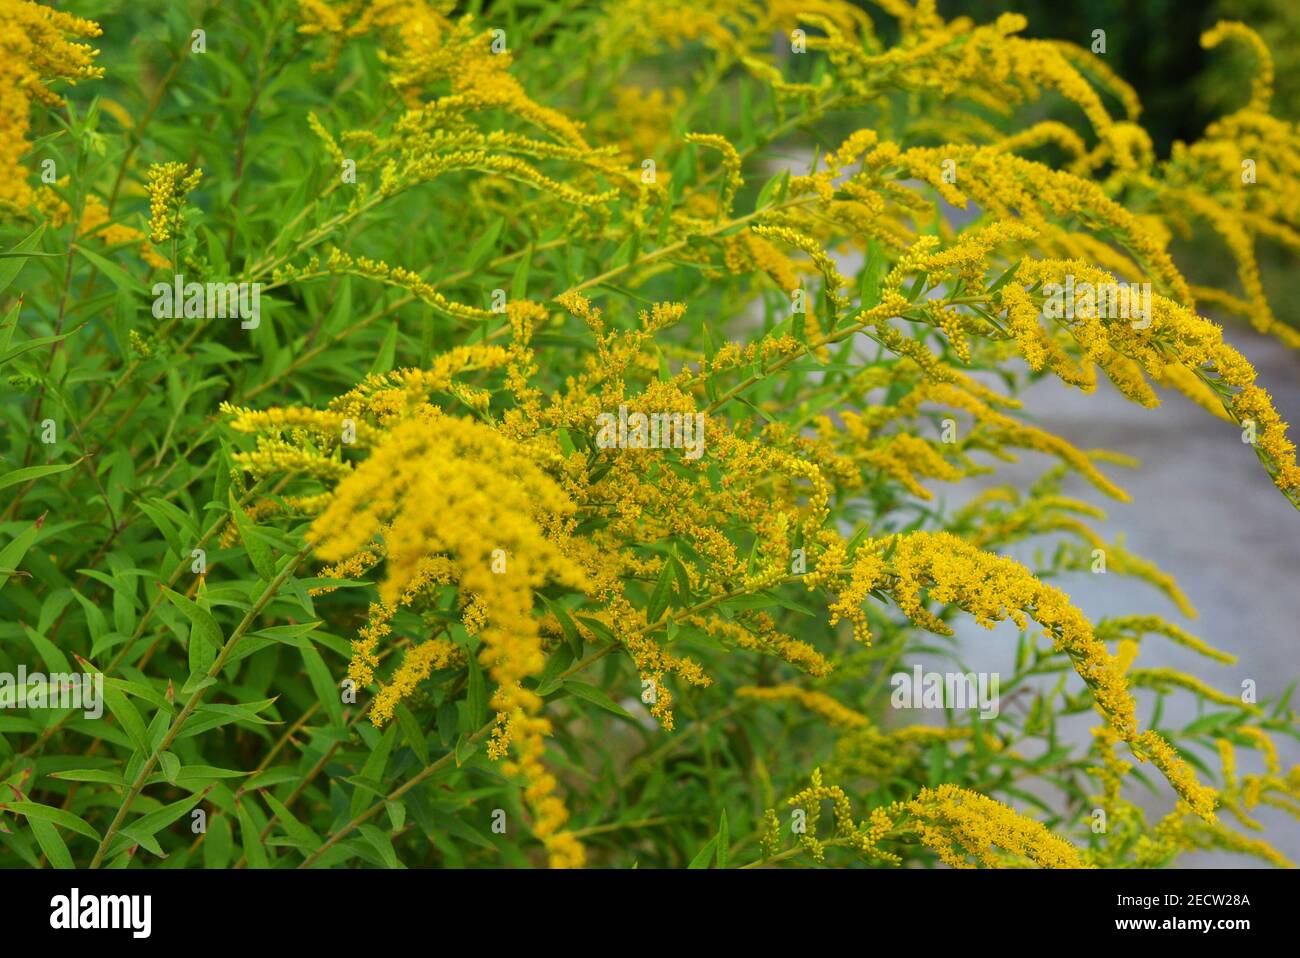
145, 162, 203, 244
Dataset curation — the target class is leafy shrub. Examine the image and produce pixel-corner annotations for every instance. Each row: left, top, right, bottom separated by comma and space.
1, 0, 1298, 869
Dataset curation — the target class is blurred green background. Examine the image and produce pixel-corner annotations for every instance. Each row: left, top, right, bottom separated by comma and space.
927, 0, 1299, 151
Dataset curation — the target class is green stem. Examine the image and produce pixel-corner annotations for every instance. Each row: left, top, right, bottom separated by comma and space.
87, 545, 311, 868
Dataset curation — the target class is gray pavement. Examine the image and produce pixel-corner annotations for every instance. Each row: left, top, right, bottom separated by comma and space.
927, 323, 1300, 866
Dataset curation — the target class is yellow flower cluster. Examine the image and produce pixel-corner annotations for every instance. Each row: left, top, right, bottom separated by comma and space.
327, 345, 512, 423
368, 637, 464, 726
737, 685, 870, 729
280, 250, 496, 322
1096, 616, 1234, 665
760, 5, 1300, 346
684, 133, 744, 217
813, 530, 1216, 820
145, 162, 203, 245
1087, 726, 1298, 868
303, 414, 589, 866
784, 767, 898, 864
1010, 258, 1300, 500
777, 769, 1087, 868
0, 0, 102, 215
296, 3, 630, 220
903, 784, 1088, 868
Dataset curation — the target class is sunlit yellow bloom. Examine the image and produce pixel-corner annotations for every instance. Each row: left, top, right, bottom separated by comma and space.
145, 162, 203, 245
0, 0, 102, 215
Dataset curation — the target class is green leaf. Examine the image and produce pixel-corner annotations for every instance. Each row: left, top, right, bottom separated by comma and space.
359, 824, 403, 869
252, 621, 321, 648
669, 552, 693, 605
986, 258, 1022, 296
229, 496, 276, 580
395, 704, 428, 764
22, 623, 71, 674
262, 791, 320, 850
75, 244, 147, 296
440, 814, 496, 851
859, 240, 885, 310
368, 320, 398, 376
561, 679, 635, 720
300, 646, 343, 727
170, 765, 248, 784
351, 725, 397, 816
385, 801, 406, 831
688, 835, 717, 869
159, 750, 181, 783
716, 808, 729, 869
6, 801, 101, 842
204, 815, 233, 869
646, 560, 674, 625
754, 170, 789, 212
237, 802, 268, 869
608, 233, 637, 270
0, 459, 79, 494
135, 500, 181, 556
196, 700, 279, 726
539, 594, 582, 658
180, 674, 217, 696
0, 297, 19, 354
102, 685, 151, 756
462, 217, 504, 272
120, 790, 205, 853
0, 224, 46, 296
534, 646, 574, 697
575, 616, 616, 645
0, 516, 43, 592
48, 768, 124, 786
161, 587, 224, 652
1184, 711, 1241, 735
29, 819, 74, 869
510, 245, 531, 302
0, 326, 81, 369
454, 733, 478, 767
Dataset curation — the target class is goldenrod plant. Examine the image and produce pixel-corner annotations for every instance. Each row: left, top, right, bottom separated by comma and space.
0, 0, 1297, 871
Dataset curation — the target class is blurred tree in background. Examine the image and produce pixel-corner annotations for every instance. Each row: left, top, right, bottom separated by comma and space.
936, 0, 1298, 153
